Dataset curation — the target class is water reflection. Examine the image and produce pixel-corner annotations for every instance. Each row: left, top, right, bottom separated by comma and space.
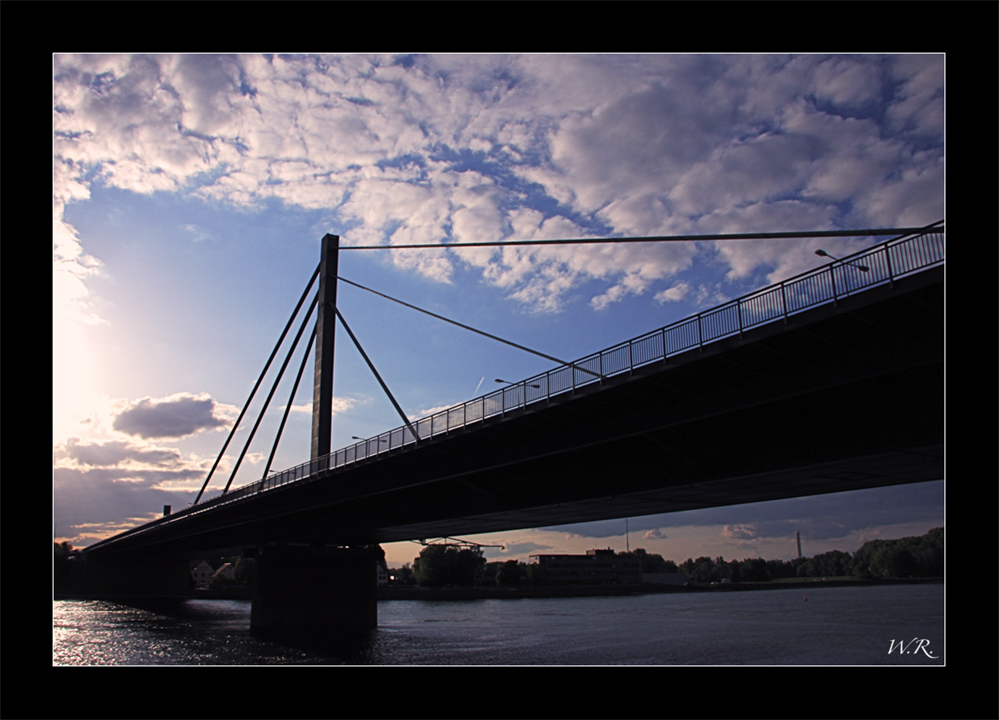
251, 626, 380, 663
55, 584, 944, 665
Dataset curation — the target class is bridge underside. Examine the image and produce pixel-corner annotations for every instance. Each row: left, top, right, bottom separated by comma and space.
90, 267, 943, 559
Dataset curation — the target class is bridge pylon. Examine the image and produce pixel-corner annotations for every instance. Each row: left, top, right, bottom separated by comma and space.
311, 234, 339, 461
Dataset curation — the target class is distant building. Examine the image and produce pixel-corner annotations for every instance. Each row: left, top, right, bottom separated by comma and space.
530, 548, 641, 585
191, 561, 214, 589
376, 563, 389, 586
642, 572, 689, 586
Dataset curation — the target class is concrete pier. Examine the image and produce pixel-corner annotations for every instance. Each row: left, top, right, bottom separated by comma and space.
250, 545, 377, 636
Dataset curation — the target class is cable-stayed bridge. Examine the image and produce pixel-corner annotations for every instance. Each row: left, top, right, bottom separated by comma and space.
77, 225, 944, 632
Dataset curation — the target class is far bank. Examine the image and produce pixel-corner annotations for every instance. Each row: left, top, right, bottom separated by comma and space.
377, 577, 941, 601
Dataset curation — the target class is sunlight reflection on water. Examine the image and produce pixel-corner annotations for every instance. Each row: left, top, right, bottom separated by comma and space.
54, 584, 942, 665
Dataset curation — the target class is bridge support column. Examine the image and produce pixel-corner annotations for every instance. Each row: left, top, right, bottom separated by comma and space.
250, 545, 377, 638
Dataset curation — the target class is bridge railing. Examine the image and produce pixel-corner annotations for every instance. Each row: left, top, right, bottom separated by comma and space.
211, 227, 942, 505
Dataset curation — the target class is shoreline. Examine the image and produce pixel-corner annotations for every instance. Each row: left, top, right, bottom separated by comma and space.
55, 577, 941, 603
376, 577, 940, 601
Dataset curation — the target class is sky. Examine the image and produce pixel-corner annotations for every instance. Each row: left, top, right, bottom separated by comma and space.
53, 53, 944, 569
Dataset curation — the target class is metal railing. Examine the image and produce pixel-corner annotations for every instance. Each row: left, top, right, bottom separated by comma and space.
198, 227, 943, 510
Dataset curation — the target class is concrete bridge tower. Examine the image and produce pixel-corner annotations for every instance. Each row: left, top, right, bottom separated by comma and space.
251, 233, 379, 637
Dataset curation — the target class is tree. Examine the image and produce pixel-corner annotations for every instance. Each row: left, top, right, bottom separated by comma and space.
233, 556, 255, 585
738, 558, 769, 582
54, 542, 74, 589
851, 528, 943, 578
390, 564, 415, 584
881, 547, 919, 578
682, 556, 725, 583
526, 562, 546, 586
766, 558, 796, 580
797, 550, 853, 578
495, 560, 522, 586
413, 544, 485, 587
627, 548, 678, 574
727, 559, 743, 583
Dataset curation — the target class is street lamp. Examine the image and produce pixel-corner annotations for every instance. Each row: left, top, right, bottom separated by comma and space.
815, 249, 869, 272
496, 378, 541, 389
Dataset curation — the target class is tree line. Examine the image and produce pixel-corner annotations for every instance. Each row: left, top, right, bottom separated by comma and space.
389, 544, 683, 588
677, 527, 943, 584
54, 527, 941, 590
391, 527, 943, 587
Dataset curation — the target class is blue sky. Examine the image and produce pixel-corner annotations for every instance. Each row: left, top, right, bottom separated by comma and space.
53, 54, 944, 568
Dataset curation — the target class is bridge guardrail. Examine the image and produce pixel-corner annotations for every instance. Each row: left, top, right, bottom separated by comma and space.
204, 227, 942, 507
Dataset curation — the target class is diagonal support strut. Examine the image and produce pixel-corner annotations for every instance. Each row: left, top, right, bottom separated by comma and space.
335, 306, 421, 443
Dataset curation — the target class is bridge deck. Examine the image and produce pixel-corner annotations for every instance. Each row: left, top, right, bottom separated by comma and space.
85, 231, 943, 558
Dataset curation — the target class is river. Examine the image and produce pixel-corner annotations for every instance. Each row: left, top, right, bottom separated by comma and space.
53, 582, 943, 665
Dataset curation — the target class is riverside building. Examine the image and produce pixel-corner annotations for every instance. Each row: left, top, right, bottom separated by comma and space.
530, 549, 641, 585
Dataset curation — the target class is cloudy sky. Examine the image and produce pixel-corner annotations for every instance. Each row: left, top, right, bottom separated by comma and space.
53, 53, 944, 568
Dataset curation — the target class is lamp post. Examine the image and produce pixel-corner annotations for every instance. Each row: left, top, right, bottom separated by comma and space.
815, 248, 869, 272
352, 436, 388, 454
495, 378, 541, 389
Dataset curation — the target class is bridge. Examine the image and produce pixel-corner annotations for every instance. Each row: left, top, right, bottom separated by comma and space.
78, 225, 944, 634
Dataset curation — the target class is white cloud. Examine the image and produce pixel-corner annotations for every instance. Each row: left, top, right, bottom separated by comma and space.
655, 282, 690, 304
413, 403, 460, 419
721, 524, 760, 541
54, 53, 943, 318
886, 55, 944, 137
856, 154, 944, 228
699, 200, 842, 281
333, 397, 360, 414
53, 428, 219, 543
111, 392, 235, 439
283, 402, 313, 414
812, 56, 882, 107
56, 437, 184, 468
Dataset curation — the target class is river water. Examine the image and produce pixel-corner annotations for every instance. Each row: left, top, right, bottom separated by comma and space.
53, 583, 943, 665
